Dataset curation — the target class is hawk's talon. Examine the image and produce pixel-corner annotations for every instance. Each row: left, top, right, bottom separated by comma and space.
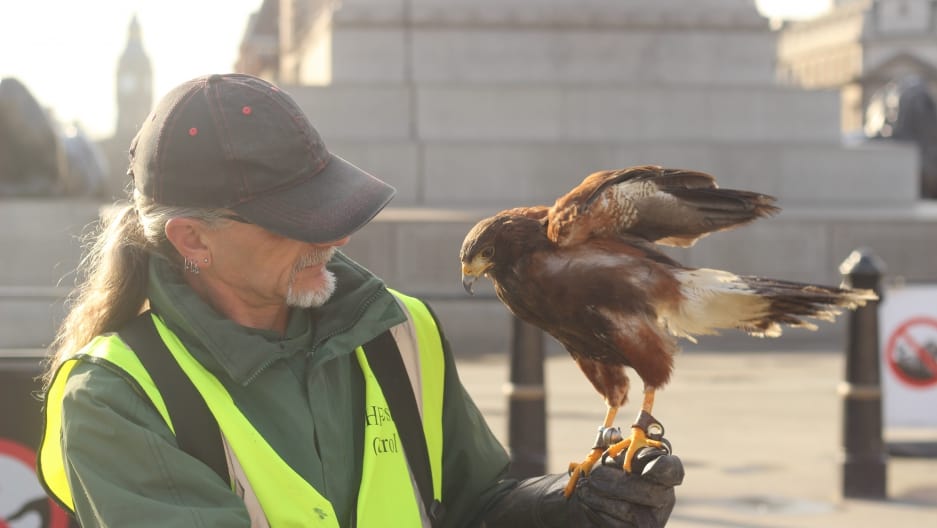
563, 447, 604, 497
602, 436, 674, 469
604, 425, 665, 473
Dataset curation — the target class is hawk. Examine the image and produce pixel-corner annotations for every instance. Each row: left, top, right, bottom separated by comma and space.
459, 166, 876, 496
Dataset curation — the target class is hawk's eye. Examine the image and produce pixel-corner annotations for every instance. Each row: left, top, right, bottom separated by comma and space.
480, 247, 495, 259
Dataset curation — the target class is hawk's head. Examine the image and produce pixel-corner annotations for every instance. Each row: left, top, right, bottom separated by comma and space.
460, 212, 546, 294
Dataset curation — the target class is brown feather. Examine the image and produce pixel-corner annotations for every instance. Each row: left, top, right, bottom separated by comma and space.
459, 165, 875, 417
547, 165, 779, 247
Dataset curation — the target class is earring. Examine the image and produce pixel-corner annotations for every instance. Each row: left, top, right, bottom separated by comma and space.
184, 256, 201, 275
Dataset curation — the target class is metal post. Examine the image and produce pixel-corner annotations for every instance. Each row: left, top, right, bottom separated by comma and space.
838, 248, 887, 499
506, 316, 547, 478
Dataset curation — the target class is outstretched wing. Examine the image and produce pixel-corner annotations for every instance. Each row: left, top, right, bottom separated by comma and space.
546, 165, 780, 247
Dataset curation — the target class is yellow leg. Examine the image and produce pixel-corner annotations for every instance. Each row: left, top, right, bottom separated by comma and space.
603, 389, 664, 473
563, 406, 618, 497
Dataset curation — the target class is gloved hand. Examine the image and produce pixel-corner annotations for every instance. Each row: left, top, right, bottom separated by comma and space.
482, 446, 684, 528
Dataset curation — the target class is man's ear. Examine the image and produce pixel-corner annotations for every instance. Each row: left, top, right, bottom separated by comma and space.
165, 217, 210, 261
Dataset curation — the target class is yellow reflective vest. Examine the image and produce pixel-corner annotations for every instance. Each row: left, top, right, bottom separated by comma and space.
40, 290, 445, 527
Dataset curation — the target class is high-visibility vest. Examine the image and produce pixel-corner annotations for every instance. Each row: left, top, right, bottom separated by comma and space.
39, 290, 445, 527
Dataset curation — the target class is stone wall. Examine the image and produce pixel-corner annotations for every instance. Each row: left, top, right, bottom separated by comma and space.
7, 0, 934, 354
0, 200, 101, 349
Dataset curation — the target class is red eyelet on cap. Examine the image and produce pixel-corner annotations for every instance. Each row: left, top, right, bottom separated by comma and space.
188, 127, 198, 136
242, 106, 252, 115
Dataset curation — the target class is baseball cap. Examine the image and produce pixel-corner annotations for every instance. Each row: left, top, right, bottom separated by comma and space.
129, 73, 396, 243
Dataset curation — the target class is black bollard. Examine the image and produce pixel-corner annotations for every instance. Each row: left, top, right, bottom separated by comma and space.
506, 316, 547, 478
838, 248, 887, 499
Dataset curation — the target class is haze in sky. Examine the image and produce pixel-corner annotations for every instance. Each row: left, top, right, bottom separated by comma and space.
1, 0, 832, 140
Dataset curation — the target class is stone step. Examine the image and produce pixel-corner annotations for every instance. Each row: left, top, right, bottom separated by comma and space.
329, 0, 773, 85
0, 287, 69, 348
6, 202, 934, 352
344, 203, 937, 298
331, 26, 776, 86
334, 0, 768, 28
0, 200, 102, 286
289, 84, 842, 143
344, 205, 927, 356
326, 139, 918, 207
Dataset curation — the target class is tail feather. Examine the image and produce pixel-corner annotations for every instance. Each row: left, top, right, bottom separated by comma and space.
738, 277, 875, 337
662, 269, 877, 340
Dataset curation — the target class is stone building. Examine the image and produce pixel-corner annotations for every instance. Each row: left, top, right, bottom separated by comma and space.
3, 0, 937, 352
777, 0, 937, 133
231, 0, 935, 352
100, 15, 153, 196
236, 0, 280, 79
114, 15, 153, 141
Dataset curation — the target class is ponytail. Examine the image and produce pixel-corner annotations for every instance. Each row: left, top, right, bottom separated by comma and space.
42, 195, 231, 391
43, 203, 150, 389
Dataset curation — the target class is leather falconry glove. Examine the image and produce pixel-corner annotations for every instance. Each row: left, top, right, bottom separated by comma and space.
482, 446, 684, 528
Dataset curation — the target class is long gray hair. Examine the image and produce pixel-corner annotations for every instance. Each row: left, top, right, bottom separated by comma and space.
42, 191, 229, 390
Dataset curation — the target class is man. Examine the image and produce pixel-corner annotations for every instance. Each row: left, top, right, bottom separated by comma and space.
37, 73, 682, 527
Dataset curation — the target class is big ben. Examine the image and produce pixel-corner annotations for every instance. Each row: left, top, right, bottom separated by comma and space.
115, 15, 152, 139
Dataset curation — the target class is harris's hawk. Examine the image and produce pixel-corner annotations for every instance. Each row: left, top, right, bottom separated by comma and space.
459, 165, 877, 496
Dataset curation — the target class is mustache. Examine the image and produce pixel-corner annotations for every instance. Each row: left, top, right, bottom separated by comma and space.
294, 246, 337, 273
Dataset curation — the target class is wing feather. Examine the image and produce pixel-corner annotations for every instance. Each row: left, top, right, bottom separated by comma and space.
547, 165, 779, 247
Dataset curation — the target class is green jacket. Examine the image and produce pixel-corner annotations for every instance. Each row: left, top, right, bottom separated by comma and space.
57, 253, 512, 527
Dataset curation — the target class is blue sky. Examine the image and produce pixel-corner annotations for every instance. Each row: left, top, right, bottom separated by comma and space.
1, 0, 831, 140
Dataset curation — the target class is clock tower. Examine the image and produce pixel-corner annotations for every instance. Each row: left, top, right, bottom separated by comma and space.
115, 15, 152, 139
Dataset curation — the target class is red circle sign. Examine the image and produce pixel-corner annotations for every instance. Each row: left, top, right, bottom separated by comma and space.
0, 438, 69, 528
884, 317, 937, 388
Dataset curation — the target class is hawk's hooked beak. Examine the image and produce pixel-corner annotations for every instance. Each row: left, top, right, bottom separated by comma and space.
461, 263, 481, 295
462, 271, 478, 295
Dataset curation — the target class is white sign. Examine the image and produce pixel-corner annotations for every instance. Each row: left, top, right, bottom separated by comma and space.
0, 438, 70, 527
878, 284, 937, 428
